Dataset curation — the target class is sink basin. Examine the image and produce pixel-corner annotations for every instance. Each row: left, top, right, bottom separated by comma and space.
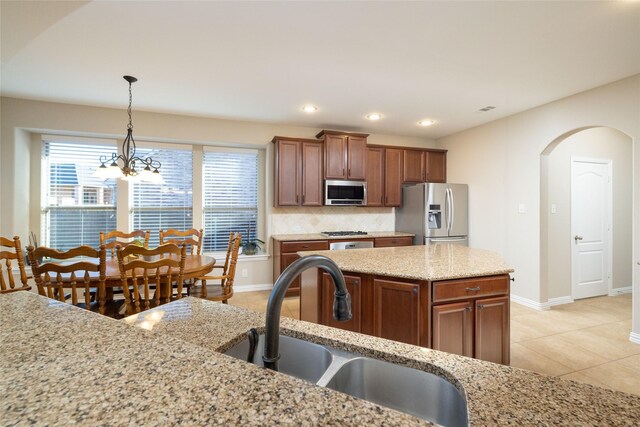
323, 357, 468, 427
224, 334, 333, 383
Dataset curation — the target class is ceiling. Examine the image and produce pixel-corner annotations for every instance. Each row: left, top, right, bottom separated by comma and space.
1, 1, 639, 139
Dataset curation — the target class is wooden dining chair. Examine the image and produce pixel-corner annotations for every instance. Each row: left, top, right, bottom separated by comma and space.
0, 236, 31, 294
159, 228, 203, 255
116, 243, 186, 315
27, 245, 107, 313
100, 229, 150, 257
192, 233, 241, 304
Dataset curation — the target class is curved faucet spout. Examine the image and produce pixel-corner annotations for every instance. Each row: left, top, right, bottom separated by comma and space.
262, 255, 351, 371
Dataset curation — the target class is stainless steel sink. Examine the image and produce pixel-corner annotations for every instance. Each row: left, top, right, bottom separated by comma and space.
225, 334, 468, 426
224, 334, 333, 383
321, 357, 468, 427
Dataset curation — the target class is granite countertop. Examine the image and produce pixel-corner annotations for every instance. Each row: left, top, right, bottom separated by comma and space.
4, 292, 640, 426
271, 231, 414, 241
298, 244, 514, 281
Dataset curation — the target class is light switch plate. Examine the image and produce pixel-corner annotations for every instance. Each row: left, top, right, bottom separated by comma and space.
518, 203, 525, 214
551, 204, 557, 214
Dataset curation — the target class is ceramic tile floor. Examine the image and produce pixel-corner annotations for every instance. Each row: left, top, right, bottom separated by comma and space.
229, 291, 639, 396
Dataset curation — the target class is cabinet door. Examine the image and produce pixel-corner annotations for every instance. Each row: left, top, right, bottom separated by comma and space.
347, 136, 367, 180
373, 278, 419, 345
324, 135, 347, 179
432, 301, 473, 358
365, 147, 384, 206
475, 296, 509, 365
402, 149, 425, 183
384, 148, 402, 206
281, 253, 301, 296
425, 151, 446, 183
301, 142, 323, 206
321, 273, 361, 333
276, 140, 300, 206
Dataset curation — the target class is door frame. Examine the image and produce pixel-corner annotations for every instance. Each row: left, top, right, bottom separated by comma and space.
570, 156, 613, 299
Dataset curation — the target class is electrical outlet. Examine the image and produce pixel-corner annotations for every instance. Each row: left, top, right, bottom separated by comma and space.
518, 203, 525, 214
241, 268, 248, 278
551, 204, 557, 214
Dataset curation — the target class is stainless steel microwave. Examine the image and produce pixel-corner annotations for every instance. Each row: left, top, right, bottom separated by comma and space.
324, 180, 367, 206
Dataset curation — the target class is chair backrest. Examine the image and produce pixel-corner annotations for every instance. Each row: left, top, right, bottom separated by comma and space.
223, 234, 242, 290
218, 232, 236, 275
116, 243, 186, 314
0, 236, 30, 294
27, 245, 106, 309
100, 229, 150, 257
159, 228, 203, 255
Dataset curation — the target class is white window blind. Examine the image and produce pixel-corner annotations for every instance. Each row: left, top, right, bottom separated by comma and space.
131, 146, 193, 247
203, 149, 258, 252
41, 140, 118, 250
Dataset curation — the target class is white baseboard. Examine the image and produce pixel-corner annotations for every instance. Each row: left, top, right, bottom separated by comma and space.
609, 286, 632, 296
630, 332, 640, 345
234, 283, 273, 293
547, 296, 574, 307
510, 294, 549, 311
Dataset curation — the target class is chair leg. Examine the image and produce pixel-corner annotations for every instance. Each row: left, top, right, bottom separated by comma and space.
222, 299, 228, 304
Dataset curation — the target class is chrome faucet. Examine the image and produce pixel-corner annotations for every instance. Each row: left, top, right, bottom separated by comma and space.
262, 255, 351, 371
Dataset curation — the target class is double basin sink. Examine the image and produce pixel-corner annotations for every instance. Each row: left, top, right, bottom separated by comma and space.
225, 333, 469, 427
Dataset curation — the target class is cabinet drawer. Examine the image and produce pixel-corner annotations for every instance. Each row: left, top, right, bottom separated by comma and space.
374, 236, 414, 247
281, 240, 329, 253
433, 275, 509, 303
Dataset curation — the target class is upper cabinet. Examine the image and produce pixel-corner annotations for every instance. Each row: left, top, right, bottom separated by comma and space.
366, 146, 402, 207
316, 130, 368, 180
273, 137, 324, 207
402, 149, 447, 184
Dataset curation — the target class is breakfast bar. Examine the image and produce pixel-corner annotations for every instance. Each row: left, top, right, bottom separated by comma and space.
2, 291, 639, 426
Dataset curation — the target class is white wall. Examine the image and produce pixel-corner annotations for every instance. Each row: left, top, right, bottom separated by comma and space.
543, 127, 632, 299
437, 75, 639, 338
0, 96, 436, 289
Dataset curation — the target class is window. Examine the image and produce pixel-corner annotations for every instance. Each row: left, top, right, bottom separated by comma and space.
203, 149, 259, 252
131, 146, 193, 247
41, 140, 117, 250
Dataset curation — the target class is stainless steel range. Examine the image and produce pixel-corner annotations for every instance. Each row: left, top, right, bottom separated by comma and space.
320, 231, 373, 250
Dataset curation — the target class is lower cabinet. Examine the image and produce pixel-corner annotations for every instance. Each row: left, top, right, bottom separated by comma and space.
321, 273, 361, 333
373, 278, 420, 345
432, 295, 509, 364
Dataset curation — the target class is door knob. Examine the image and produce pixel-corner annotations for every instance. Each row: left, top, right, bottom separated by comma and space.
574, 235, 583, 241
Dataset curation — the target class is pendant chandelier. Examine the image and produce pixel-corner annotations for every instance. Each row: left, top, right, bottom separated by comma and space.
94, 75, 163, 183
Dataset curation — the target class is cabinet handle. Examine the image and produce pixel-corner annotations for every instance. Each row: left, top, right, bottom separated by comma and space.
385, 196, 388, 204
343, 168, 345, 176
465, 307, 472, 312
412, 288, 418, 294
301, 245, 309, 249
348, 168, 351, 176
510, 277, 515, 282
296, 195, 299, 203
478, 304, 485, 309
380, 196, 383, 204
465, 287, 481, 292
353, 280, 359, 285
302, 194, 305, 204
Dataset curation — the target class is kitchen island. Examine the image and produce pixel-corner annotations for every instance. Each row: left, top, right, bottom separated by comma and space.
2, 291, 639, 426
298, 244, 514, 364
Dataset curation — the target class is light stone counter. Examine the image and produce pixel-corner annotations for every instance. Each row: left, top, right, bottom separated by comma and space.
298, 244, 514, 281
4, 292, 640, 426
271, 231, 414, 241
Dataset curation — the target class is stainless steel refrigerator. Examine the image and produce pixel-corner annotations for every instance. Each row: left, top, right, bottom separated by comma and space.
395, 183, 469, 246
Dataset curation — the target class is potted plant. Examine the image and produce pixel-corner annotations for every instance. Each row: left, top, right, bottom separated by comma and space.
241, 237, 264, 256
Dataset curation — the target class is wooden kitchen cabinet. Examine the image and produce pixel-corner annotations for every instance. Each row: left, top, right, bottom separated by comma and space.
373, 278, 420, 345
373, 236, 413, 247
431, 275, 510, 364
403, 149, 425, 183
425, 150, 446, 183
273, 137, 323, 207
365, 147, 384, 206
273, 239, 329, 296
321, 273, 361, 333
316, 130, 368, 180
366, 146, 402, 207
384, 148, 403, 206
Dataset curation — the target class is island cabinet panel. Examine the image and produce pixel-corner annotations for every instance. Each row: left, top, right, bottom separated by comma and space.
432, 301, 473, 358
425, 151, 446, 183
321, 273, 362, 333
432, 275, 509, 303
347, 136, 367, 180
373, 278, 420, 345
365, 147, 385, 206
403, 149, 425, 183
273, 137, 323, 207
384, 148, 403, 206
475, 296, 510, 365
324, 134, 347, 179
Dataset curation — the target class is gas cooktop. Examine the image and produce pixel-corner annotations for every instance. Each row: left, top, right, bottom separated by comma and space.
320, 231, 368, 237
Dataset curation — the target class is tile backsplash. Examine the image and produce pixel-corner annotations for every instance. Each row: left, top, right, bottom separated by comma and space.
270, 207, 395, 235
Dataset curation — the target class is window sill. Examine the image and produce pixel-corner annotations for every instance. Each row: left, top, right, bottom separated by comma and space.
203, 252, 270, 262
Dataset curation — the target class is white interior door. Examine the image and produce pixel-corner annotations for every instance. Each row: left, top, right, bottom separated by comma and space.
571, 158, 611, 300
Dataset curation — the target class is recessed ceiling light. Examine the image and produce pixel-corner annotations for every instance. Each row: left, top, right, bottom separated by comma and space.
366, 113, 382, 121
478, 106, 496, 112
302, 105, 318, 113
418, 119, 435, 127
